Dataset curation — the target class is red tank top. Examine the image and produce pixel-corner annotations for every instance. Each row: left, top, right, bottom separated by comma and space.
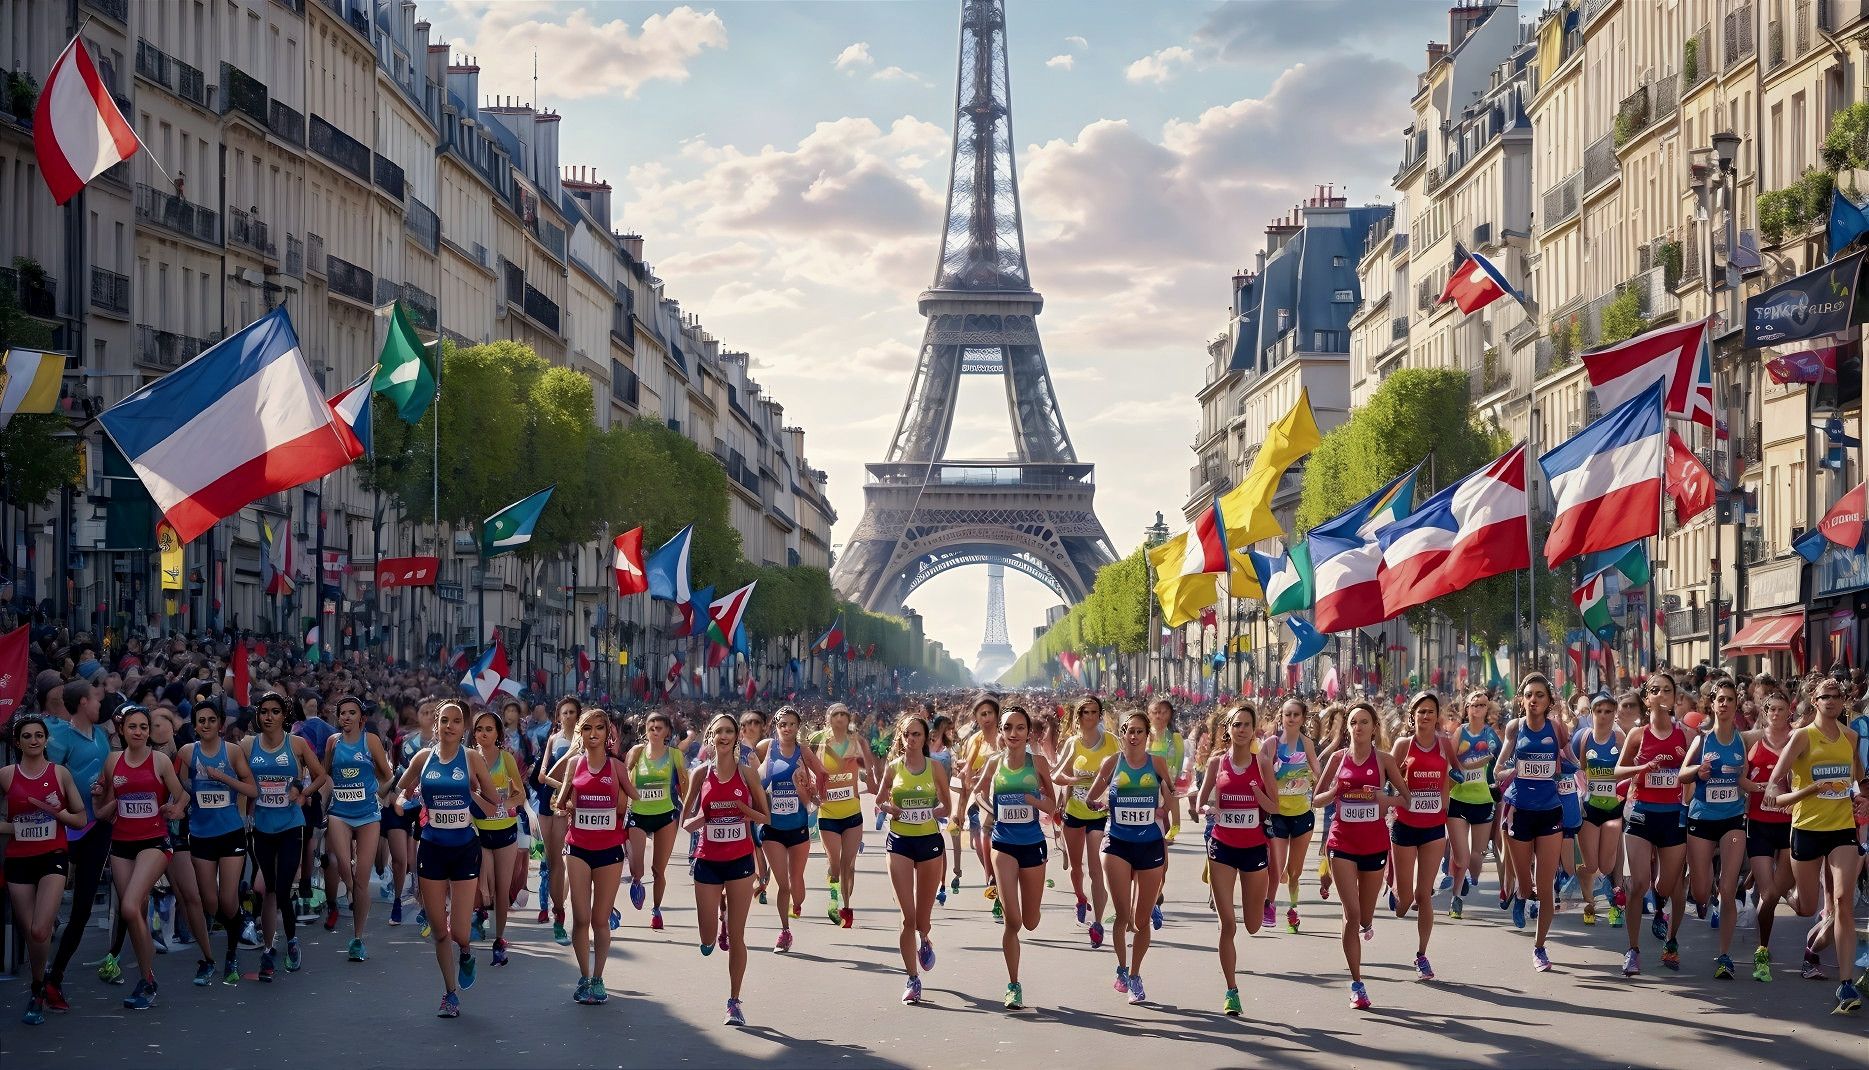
110, 750, 168, 842
1745, 737, 1792, 824
1326, 747, 1388, 855
696, 762, 754, 861
1211, 752, 1267, 849
1396, 735, 1450, 829
1631, 722, 1689, 806
565, 753, 628, 851
6, 763, 66, 857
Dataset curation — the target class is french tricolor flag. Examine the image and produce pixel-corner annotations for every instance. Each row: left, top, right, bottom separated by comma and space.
328, 368, 373, 457
1538, 380, 1665, 567
1377, 445, 1529, 616
1177, 496, 1230, 576
1309, 469, 1417, 633
98, 308, 365, 544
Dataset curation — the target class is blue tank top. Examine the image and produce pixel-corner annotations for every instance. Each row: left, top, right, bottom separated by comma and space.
186, 740, 244, 838
397, 733, 427, 811
1556, 748, 1581, 828
251, 735, 305, 834
1689, 727, 1747, 821
1504, 717, 1560, 811
328, 734, 380, 822
1107, 755, 1165, 844
418, 745, 476, 846
1573, 727, 1624, 811
761, 740, 808, 831
989, 752, 1044, 846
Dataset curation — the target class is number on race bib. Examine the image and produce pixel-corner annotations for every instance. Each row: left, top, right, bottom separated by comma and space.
193, 789, 231, 810
333, 785, 368, 805
12, 816, 54, 842
637, 785, 667, 804
997, 803, 1034, 824
1587, 778, 1617, 799
1518, 759, 1556, 780
899, 806, 936, 825
429, 808, 470, 829
706, 821, 747, 843
258, 782, 291, 808
768, 795, 800, 816
1113, 806, 1154, 827
825, 785, 856, 804
1339, 802, 1379, 823
1703, 786, 1739, 804
118, 794, 157, 819
1644, 769, 1679, 790
576, 809, 616, 831
1219, 809, 1259, 829
1408, 793, 1443, 814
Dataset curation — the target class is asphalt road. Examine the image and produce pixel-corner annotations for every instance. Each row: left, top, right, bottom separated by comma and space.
1, 820, 1862, 1069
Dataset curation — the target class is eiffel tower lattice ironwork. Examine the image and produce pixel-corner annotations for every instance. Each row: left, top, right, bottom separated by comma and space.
974, 563, 1017, 681
830, 0, 1115, 614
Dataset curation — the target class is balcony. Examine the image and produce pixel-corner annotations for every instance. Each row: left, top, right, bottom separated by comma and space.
1, 266, 57, 319
175, 60, 210, 109
309, 114, 371, 181
267, 99, 304, 146
1425, 165, 1444, 195
90, 268, 130, 316
83, 0, 129, 24
1394, 129, 1428, 183
306, 232, 325, 276
227, 207, 277, 258
499, 257, 523, 306
1797, 0, 1812, 55
1583, 131, 1618, 192
1541, 169, 1582, 231
1472, 221, 1494, 250
135, 183, 222, 245
401, 283, 438, 332
373, 153, 405, 200
134, 324, 206, 370
522, 284, 561, 334
135, 39, 170, 89
325, 255, 374, 305
220, 62, 267, 127
403, 196, 438, 252
1768, 19, 1784, 71
1391, 316, 1408, 342
1581, 0, 1615, 25
1725, 5, 1756, 69
610, 360, 639, 407
1683, 24, 1711, 93
285, 233, 304, 277
1614, 76, 1677, 148
1744, 421, 1764, 468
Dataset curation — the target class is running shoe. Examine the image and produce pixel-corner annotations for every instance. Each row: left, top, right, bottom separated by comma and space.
457, 950, 477, 991
491, 939, 508, 968
1533, 946, 1552, 972
421, 917, 434, 939
1349, 981, 1370, 1009
349, 938, 368, 963
1388, 889, 1398, 914
1662, 941, 1679, 971
1622, 949, 1640, 976
1126, 974, 1146, 1005
651, 908, 665, 931
1361, 925, 1374, 942
1582, 902, 1596, 926
122, 979, 157, 1010
1692, 896, 1706, 920
776, 929, 794, 953
553, 921, 570, 946
1415, 953, 1435, 981
1607, 905, 1625, 929
537, 907, 549, 924
472, 911, 487, 943
1223, 988, 1242, 1015
1709, 904, 1720, 931
1263, 900, 1276, 927
726, 998, 746, 1025
285, 937, 302, 972
1511, 896, 1526, 930
437, 991, 460, 1018
830, 880, 843, 905
1004, 982, 1023, 1010
590, 978, 608, 1004
1802, 952, 1826, 980
610, 908, 622, 932
40, 982, 67, 1013
1753, 946, 1773, 983
390, 899, 403, 926
936, 885, 947, 906
258, 948, 276, 982
839, 907, 854, 928
629, 878, 646, 911
1499, 890, 1510, 910
1150, 904, 1163, 931
324, 904, 339, 932
21, 997, 45, 1025
1714, 954, 1733, 980
222, 957, 239, 986
1113, 965, 1130, 993
1833, 981, 1862, 1016
416, 908, 429, 930
919, 939, 936, 972
756, 882, 768, 906
700, 943, 715, 956
97, 952, 123, 984
574, 977, 592, 1005
1287, 906, 1300, 933
992, 899, 1004, 923
1077, 895, 1090, 925
1439, 873, 1454, 891
719, 908, 733, 951
1448, 896, 1464, 920
239, 917, 262, 948
1651, 907, 1668, 942
193, 959, 215, 986
902, 976, 923, 1005
1529, 900, 1540, 921
1089, 921, 1105, 948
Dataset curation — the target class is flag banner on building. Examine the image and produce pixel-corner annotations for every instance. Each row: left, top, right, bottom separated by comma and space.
1539, 380, 1664, 567
157, 520, 184, 591
0, 348, 65, 429
1248, 542, 1314, 616
1219, 389, 1322, 548
96, 308, 361, 544
480, 485, 554, 558
462, 633, 521, 702
373, 302, 436, 423
1148, 535, 1220, 628
33, 34, 140, 205
1581, 318, 1714, 429
812, 613, 844, 656
328, 368, 373, 457
0, 624, 28, 725
321, 551, 350, 583
1176, 496, 1230, 575
1765, 344, 1839, 385
1285, 614, 1328, 664
612, 526, 648, 596
1829, 189, 1869, 259
1664, 430, 1715, 523
645, 524, 693, 604
1377, 445, 1529, 617
1436, 242, 1516, 314
1818, 481, 1867, 549
1308, 468, 1417, 633
706, 581, 756, 647
1743, 250, 1864, 348
375, 556, 439, 589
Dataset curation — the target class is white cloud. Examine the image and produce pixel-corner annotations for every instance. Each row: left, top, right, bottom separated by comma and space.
872, 66, 929, 85
834, 42, 874, 71
1045, 54, 1075, 70
444, 5, 725, 100
1065, 35, 1088, 50
1125, 45, 1195, 85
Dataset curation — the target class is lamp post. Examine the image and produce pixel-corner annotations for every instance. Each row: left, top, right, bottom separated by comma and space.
1144, 511, 1168, 691
1689, 130, 1742, 671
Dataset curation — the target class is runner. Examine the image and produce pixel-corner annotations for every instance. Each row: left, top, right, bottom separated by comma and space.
322, 695, 392, 963
1572, 692, 1627, 928
816, 702, 876, 927
2, 714, 87, 1024
626, 711, 688, 931
242, 691, 328, 982
929, 712, 958, 904
96, 705, 190, 1009
1315, 701, 1405, 1009
1391, 691, 1455, 981
1053, 694, 1117, 947
380, 699, 429, 927
393, 699, 501, 1019
681, 712, 768, 1027
470, 709, 522, 964
41, 677, 113, 1012
1616, 669, 1695, 976
975, 703, 1057, 1010
1084, 709, 1171, 1005
1145, 698, 1187, 930
1496, 673, 1570, 972
951, 696, 1002, 898
1743, 689, 1795, 981
534, 697, 581, 943
173, 702, 254, 988
1196, 703, 1276, 1016
1680, 678, 1751, 980
739, 710, 772, 901
549, 707, 633, 1005
874, 713, 952, 1004
1267, 697, 1319, 933
756, 706, 825, 950
1446, 690, 1500, 920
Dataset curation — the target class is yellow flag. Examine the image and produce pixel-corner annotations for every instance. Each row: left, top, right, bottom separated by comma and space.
1217, 387, 1321, 549
0, 348, 65, 428
1147, 533, 1219, 627
157, 520, 185, 591
1228, 549, 1263, 600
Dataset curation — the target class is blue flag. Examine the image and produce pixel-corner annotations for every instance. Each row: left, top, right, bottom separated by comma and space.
1793, 526, 1831, 563
645, 525, 693, 604
684, 586, 714, 638
1830, 189, 1869, 259
480, 486, 554, 558
1285, 614, 1329, 664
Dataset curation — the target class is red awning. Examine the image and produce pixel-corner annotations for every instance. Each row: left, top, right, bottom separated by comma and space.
1722, 613, 1805, 656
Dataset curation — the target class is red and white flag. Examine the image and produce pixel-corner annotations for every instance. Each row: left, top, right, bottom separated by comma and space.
612, 526, 648, 596
1581, 318, 1715, 429
1819, 481, 1868, 550
1377, 445, 1529, 616
34, 35, 139, 205
1664, 431, 1715, 523
1176, 496, 1229, 576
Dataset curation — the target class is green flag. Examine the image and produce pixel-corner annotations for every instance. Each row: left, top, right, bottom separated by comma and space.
373, 301, 435, 423
481, 486, 555, 558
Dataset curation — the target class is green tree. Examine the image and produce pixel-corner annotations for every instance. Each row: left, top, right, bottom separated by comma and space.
0, 265, 79, 505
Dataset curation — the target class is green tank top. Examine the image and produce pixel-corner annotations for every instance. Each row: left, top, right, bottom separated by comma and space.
888, 756, 939, 837
632, 748, 677, 815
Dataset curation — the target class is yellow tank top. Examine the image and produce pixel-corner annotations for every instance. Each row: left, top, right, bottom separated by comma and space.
1791, 722, 1857, 832
820, 738, 862, 820
475, 750, 519, 831
888, 756, 940, 837
1063, 729, 1119, 820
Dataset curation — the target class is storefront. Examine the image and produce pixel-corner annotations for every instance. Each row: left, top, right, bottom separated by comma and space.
1811, 544, 1869, 670
1728, 557, 1807, 677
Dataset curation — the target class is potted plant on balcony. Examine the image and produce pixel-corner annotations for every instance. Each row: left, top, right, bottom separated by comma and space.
5, 70, 37, 122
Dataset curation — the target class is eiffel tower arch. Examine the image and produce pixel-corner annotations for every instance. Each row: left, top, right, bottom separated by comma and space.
830, 0, 1116, 615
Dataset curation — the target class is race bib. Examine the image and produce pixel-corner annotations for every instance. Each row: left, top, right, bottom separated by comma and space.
118, 793, 158, 820
1645, 769, 1679, 790
769, 795, 799, 816
1517, 759, 1556, 780
1339, 801, 1379, 823
258, 781, 291, 808
12, 815, 54, 842
1408, 793, 1443, 814
1218, 808, 1259, 829
898, 805, 936, 825
705, 820, 747, 843
333, 785, 368, 805
1070, 786, 1090, 806
428, 807, 470, 829
1704, 785, 1740, 804
194, 788, 231, 810
825, 785, 856, 804
576, 808, 616, 831
997, 803, 1034, 824
637, 785, 667, 804
1558, 774, 1578, 796
1114, 806, 1155, 827
1279, 776, 1311, 797
1587, 778, 1617, 799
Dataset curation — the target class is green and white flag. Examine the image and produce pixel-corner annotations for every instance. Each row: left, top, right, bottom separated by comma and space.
1249, 541, 1314, 616
372, 301, 435, 423
1571, 542, 1649, 641
481, 486, 555, 558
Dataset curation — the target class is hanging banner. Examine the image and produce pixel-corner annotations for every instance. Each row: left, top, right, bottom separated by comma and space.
375, 556, 439, 589
157, 520, 184, 591
1743, 250, 1863, 348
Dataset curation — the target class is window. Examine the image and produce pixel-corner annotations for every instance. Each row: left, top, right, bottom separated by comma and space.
1333, 255, 1346, 267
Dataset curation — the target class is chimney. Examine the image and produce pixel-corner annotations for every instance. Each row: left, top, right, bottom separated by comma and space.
534, 109, 562, 200
1426, 41, 1448, 68
564, 165, 613, 230
447, 56, 481, 120
619, 233, 645, 262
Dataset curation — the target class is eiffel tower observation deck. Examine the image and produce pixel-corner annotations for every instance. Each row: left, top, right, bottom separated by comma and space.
830, 0, 1116, 614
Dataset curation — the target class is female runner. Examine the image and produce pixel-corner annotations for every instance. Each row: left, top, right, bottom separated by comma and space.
1616, 669, 1694, 976
1054, 695, 1117, 947
242, 691, 328, 981
1267, 698, 1319, 933
534, 696, 581, 942
1145, 698, 1187, 929
737, 710, 772, 900
2, 714, 87, 1024
393, 699, 500, 1018
975, 703, 1058, 1010
875, 713, 952, 1004
952, 696, 1002, 896
323, 695, 392, 962
1680, 678, 1752, 980
681, 712, 769, 1027
757, 706, 825, 951
1495, 674, 1570, 971
96, 705, 190, 1009
929, 713, 958, 903
1571, 692, 1627, 928
817, 702, 877, 927
470, 710, 522, 962
549, 707, 633, 1005
625, 710, 688, 931
1085, 709, 1171, 1005
381, 699, 430, 926
1446, 690, 1500, 919
1314, 701, 1405, 1009
1196, 703, 1276, 1015
1391, 691, 1454, 980
1743, 688, 1795, 981
175, 703, 255, 987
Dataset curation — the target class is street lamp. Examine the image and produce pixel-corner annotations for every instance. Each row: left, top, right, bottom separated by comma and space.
1689, 132, 1742, 671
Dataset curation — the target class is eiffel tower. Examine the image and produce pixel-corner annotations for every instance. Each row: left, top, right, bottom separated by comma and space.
830, 0, 1115, 614
974, 563, 1017, 682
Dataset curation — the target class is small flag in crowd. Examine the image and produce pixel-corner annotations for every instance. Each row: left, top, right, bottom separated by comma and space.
462, 633, 521, 702
706, 582, 757, 648
1059, 651, 1085, 684
813, 614, 845, 656
34, 34, 140, 205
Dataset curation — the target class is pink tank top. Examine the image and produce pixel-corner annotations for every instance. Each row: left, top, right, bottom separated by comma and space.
1211, 753, 1267, 849
565, 753, 627, 851
110, 751, 168, 842
6, 763, 66, 857
695, 762, 754, 862
1326, 747, 1388, 855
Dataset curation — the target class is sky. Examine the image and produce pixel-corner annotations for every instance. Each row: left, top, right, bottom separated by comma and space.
424, 0, 1454, 675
